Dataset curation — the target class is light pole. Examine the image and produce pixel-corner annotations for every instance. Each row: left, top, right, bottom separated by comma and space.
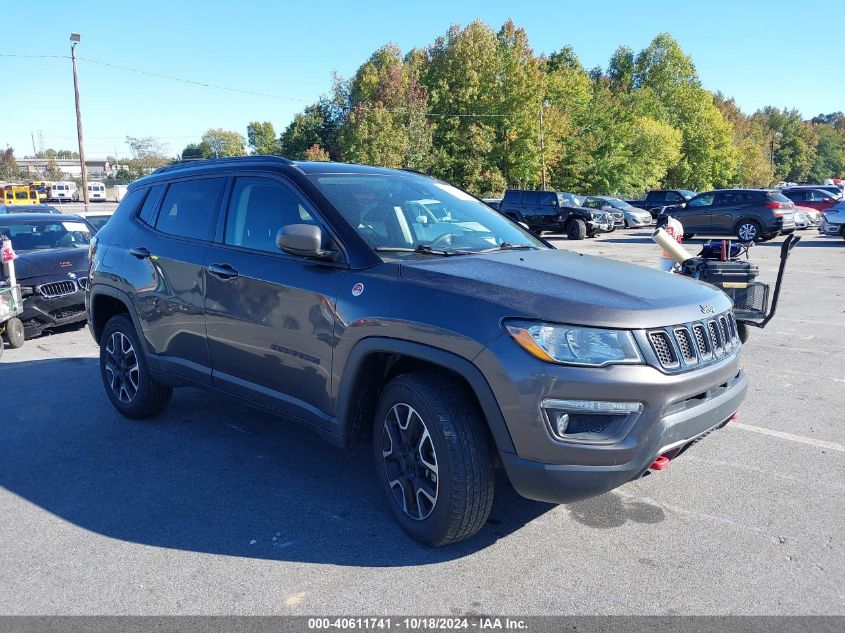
70, 32, 89, 211
540, 99, 550, 191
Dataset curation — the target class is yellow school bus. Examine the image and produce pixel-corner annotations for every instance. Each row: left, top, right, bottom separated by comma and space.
29, 181, 49, 202
1, 184, 39, 205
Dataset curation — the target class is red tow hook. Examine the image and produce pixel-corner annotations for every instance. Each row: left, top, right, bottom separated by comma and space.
650, 455, 671, 471
729, 411, 740, 422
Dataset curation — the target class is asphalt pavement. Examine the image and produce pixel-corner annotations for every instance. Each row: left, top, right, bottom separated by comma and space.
0, 228, 842, 615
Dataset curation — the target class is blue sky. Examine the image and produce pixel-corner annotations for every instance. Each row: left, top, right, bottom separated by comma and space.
1, 0, 841, 159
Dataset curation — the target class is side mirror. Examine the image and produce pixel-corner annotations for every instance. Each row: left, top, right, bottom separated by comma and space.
276, 224, 332, 259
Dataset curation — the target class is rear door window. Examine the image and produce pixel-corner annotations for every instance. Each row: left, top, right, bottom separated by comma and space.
139, 185, 165, 225
648, 191, 667, 203
155, 178, 226, 241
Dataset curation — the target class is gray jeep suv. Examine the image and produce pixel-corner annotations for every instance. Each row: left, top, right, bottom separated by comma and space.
86, 157, 747, 546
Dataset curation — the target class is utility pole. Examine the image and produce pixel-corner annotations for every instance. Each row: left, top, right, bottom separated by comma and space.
30, 132, 39, 176
70, 32, 89, 211
540, 100, 549, 191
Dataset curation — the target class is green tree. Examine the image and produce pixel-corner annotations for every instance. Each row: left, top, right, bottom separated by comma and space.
200, 129, 246, 158
1, 147, 21, 180
714, 94, 775, 187
44, 159, 64, 181
304, 144, 331, 161
809, 120, 845, 182
181, 143, 204, 159
247, 121, 278, 155
279, 99, 341, 159
752, 107, 818, 182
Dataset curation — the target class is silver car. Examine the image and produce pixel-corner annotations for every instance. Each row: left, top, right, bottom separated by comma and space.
819, 202, 845, 240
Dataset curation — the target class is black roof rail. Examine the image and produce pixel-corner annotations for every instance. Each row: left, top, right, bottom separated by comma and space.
152, 155, 295, 175
399, 167, 434, 178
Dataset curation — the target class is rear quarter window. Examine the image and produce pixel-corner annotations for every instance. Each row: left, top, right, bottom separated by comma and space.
767, 192, 792, 204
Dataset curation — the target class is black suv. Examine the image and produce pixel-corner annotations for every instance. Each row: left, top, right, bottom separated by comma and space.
87, 157, 747, 546
672, 189, 796, 242
499, 189, 613, 239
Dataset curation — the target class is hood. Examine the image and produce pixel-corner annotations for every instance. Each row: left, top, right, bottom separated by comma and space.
12, 248, 89, 284
399, 248, 732, 329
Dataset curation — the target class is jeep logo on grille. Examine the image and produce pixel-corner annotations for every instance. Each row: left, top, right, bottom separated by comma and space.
699, 304, 716, 315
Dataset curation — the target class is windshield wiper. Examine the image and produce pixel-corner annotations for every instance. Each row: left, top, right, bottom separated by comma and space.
477, 242, 537, 253
374, 244, 469, 256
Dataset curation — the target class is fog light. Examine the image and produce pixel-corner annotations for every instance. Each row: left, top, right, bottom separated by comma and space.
541, 399, 643, 443
555, 413, 570, 436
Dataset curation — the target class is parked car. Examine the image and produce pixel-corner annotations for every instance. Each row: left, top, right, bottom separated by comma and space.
499, 189, 613, 239
670, 189, 796, 242
783, 184, 843, 199
626, 190, 696, 218
77, 210, 115, 232
581, 196, 630, 228
0, 213, 94, 338
0, 204, 62, 215
73, 181, 107, 202
793, 205, 822, 226
819, 201, 845, 240
793, 210, 809, 230
87, 156, 747, 546
781, 188, 839, 212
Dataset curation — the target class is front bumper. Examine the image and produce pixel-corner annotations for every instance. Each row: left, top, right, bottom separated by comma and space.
20, 289, 87, 336
820, 220, 844, 236
475, 335, 747, 504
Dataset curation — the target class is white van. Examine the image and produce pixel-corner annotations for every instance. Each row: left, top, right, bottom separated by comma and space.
48, 181, 76, 202
74, 181, 106, 202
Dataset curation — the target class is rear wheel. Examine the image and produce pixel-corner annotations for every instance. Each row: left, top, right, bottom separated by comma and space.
736, 221, 761, 243
99, 315, 172, 419
566, 219, 587, 240
3, 317, 25, 348
373, 371, 495, 547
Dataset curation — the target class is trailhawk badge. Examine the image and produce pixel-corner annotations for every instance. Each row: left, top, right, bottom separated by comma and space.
699, 304, 716, 315
351, 282, 364, 297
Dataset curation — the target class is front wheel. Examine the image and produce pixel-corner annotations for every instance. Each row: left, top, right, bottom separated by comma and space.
3, 317, 25, 348
736, 221, 761, 243
566, 219, 587, 240
373, 371, 495, 547
99, 314, 172, 419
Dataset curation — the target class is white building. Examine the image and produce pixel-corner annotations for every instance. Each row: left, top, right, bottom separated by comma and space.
17, 158, 117, 179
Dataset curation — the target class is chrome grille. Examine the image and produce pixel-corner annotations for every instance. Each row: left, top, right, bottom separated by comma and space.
37, 280, 78, 299
77, 277, 89, 290
649, 331, 678, 368
674, 328, 697, 364
646, 310, 739, 372
692, 324, 711, 359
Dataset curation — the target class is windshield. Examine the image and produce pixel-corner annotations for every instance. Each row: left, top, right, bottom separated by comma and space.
604, 198, 635, 210
309, 173, 546, 255
0, 220, 92, 251
679, 190, 695, 199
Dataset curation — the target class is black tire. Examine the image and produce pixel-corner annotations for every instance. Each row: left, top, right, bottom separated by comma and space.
683, 233, 695, 240
99, 314, 172, 419
737, 322, 749, 344
4, 317, 25, 348
736, 220, 761, 243
372, 371, 495, 547
566, 219, 587, 240
758, 233, 777, 243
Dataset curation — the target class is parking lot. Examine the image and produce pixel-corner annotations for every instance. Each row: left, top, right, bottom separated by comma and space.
0, 228, 842, 615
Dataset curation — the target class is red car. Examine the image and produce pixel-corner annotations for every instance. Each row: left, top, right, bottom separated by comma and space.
781, 188, 839, 211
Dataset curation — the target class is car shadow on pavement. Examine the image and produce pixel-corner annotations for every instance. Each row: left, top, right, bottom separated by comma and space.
0, 358, 554, 566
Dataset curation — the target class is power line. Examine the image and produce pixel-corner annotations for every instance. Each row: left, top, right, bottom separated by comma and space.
0, 52, 515, 118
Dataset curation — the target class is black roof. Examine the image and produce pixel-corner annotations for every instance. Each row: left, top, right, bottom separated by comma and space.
144, 155, 431, 181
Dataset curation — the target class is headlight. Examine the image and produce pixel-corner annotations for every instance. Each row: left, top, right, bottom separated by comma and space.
506, 322, 642, 366
20, 286, 34, 297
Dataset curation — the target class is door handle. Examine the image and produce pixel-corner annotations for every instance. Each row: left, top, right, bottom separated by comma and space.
207, 263, 239, 280
129, 246, 151, 259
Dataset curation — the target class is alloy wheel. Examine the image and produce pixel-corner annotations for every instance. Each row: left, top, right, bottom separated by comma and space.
381, 403, 439, 520
104, 331, 139, 403
738, 223, 758, 241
